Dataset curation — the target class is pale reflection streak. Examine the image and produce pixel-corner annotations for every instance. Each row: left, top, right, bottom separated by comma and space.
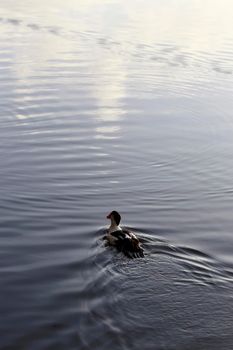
92, 57, 126, 123
89, 50, 127, 138
95, 126, 120, 139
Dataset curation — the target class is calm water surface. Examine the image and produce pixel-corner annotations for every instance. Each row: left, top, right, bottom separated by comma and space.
1, 1, 233, 349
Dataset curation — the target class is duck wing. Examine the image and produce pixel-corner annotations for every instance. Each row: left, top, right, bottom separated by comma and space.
110, 230, 127, 240
116, 235, 144, 258
108, 230, 144, 258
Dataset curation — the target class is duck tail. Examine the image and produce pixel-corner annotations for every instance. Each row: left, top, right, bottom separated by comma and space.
116, 237, 144, 258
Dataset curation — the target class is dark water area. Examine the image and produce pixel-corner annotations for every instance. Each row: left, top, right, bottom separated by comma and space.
1, 1, 233, 349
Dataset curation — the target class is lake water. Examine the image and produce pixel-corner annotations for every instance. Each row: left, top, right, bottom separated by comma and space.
1, 1, 233, 349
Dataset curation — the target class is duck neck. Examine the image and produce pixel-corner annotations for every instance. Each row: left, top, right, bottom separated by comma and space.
108, 218, 121, 234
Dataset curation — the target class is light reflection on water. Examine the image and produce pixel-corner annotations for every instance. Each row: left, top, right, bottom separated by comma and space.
0, 0, 233, 349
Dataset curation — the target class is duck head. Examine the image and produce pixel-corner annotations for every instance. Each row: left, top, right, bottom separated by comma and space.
106, 210, 121, 226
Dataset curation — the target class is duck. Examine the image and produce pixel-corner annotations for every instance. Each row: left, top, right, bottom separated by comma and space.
105, 210, 144, 258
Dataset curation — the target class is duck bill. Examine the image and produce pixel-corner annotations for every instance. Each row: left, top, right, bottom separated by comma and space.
106, 213, 111, 219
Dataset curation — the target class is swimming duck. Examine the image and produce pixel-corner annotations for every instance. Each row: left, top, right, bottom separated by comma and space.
106, 210, 144, 258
